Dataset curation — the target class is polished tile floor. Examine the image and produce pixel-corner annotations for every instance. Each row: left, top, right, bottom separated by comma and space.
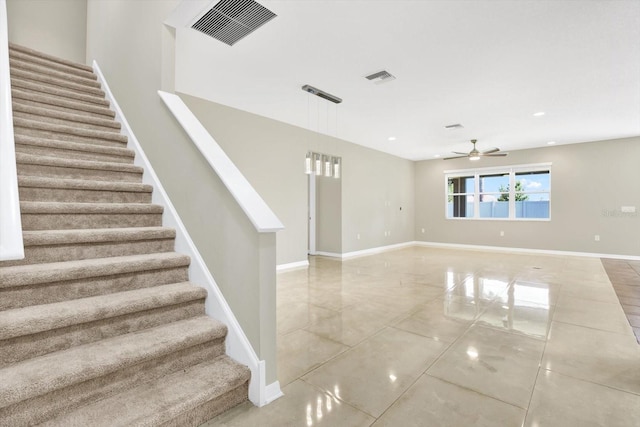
204, 247, 640, 426
601, 258, 640, 342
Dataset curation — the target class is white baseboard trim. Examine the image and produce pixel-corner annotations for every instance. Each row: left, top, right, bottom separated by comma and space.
263, 381, 284, 405
414, 241, 640, 260
315, 242, 417, 260
314, 251, 342, 258
276, 260, 309, 271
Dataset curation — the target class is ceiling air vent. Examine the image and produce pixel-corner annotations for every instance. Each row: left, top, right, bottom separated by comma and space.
191, 0, 277, 46
444, 123, 464, 130
365, 70, 396, 84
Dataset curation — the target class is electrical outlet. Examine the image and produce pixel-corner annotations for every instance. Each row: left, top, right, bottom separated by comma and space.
500, 231, 504, 237
594, 235, 600, 242
421, 228, 425, 233
357, 233, 360, 240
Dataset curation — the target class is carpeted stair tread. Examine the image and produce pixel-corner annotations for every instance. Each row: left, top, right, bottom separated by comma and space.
20, 201, 162, 214
13, 101, 120, 131
16, 152, 142, 175
0, 316, 227, 409
12, 88, 115, 118
17, 178, 153, 205
18, 176, 151, 194
0, 251, 186, 288
11, 77, 110, 107
9, 57, 100, 87
2, 226, 174, 266
10, 63, 104, 95
15, 134, 131, 156
13, 117, 127, 144
21, 226, 174, 247
40, 356, 250, 427
0, 282, 206, 341
15, 135, 134, 164
9, 43, 94, 73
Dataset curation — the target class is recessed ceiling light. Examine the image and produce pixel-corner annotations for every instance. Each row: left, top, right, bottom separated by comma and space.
434, 154, 441, 158
388, 136, 396, 141
547, 141, 556, 145
533, 112, 545, 117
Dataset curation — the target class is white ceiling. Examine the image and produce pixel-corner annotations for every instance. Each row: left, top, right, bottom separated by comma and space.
170, 0, 640, 161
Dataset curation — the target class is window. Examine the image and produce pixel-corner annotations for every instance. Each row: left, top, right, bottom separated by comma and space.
445, 164, 551, 220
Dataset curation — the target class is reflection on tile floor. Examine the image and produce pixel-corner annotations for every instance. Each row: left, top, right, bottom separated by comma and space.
203, 247, 640, 426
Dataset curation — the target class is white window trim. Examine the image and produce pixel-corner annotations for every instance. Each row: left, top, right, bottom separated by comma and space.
444, 162, 552, 221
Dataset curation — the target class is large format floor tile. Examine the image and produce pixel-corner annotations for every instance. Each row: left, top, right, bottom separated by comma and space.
303, 327, 447, 417
394, 298, 473, 343
277, 329, 349, 386
373, 375, 526, 427
542, 321, 640, 395
427, 324, 545, 408
525, 370, 640, 427
201, 380, 375, 427
553, 295, 633, 334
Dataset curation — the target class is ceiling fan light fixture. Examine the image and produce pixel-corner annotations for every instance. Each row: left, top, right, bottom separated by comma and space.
469, 155, 481, 161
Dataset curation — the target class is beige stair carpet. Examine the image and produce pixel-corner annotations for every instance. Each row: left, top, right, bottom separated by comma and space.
0, 43, 250, 426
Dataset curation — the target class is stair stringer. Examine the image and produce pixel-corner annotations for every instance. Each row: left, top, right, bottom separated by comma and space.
93, 61, 281, 407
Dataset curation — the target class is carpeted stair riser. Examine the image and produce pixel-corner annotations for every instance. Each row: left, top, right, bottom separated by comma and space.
9, 43, 95, 77
16, 127, 128, 147
16, 160, 143, 184
158, 380, 249, 427
14, 117, 128, 147
19, 201, 163, 230
0, 338, 226, 427
9, 58, 100, 87
2, 299, 205, 368
1, 264, 190, 311
41, 356, 250, 427
1, 283, 206, 366
21, 209, 162, 230
0, 253, 189, 289
15, 135, 133, 164
3, 230, 175, 267
11, 77, 110, 107
13, 89, 116, 119
0, 317, 226, 407
10, 63, 104, 96
18, 183, 152, 204
13, 105, 121, 133
14, 111, 120, 135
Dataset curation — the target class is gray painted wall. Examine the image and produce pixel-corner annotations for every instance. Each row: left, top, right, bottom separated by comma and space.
84, 0, 278, 382
415, 137, 640, 256
316, 175, 342, 254
179, 93, 416, 265
7, 0, 87, 63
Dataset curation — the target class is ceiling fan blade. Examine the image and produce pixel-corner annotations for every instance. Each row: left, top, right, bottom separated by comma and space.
451, 151, 469, 155
484, 153, 508, 157
481, 148, 500, 154
443, 155, 466, 160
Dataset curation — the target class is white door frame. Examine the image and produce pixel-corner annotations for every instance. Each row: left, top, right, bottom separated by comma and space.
308, 173, 316, 255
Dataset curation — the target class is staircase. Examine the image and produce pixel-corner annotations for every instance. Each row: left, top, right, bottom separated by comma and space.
0, 44, 250, 426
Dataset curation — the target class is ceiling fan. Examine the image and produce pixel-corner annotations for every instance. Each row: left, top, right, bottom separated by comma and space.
444, 139, 508, 161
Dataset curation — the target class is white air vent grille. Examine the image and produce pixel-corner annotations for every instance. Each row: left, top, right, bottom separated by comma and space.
192, 0, 277, 46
